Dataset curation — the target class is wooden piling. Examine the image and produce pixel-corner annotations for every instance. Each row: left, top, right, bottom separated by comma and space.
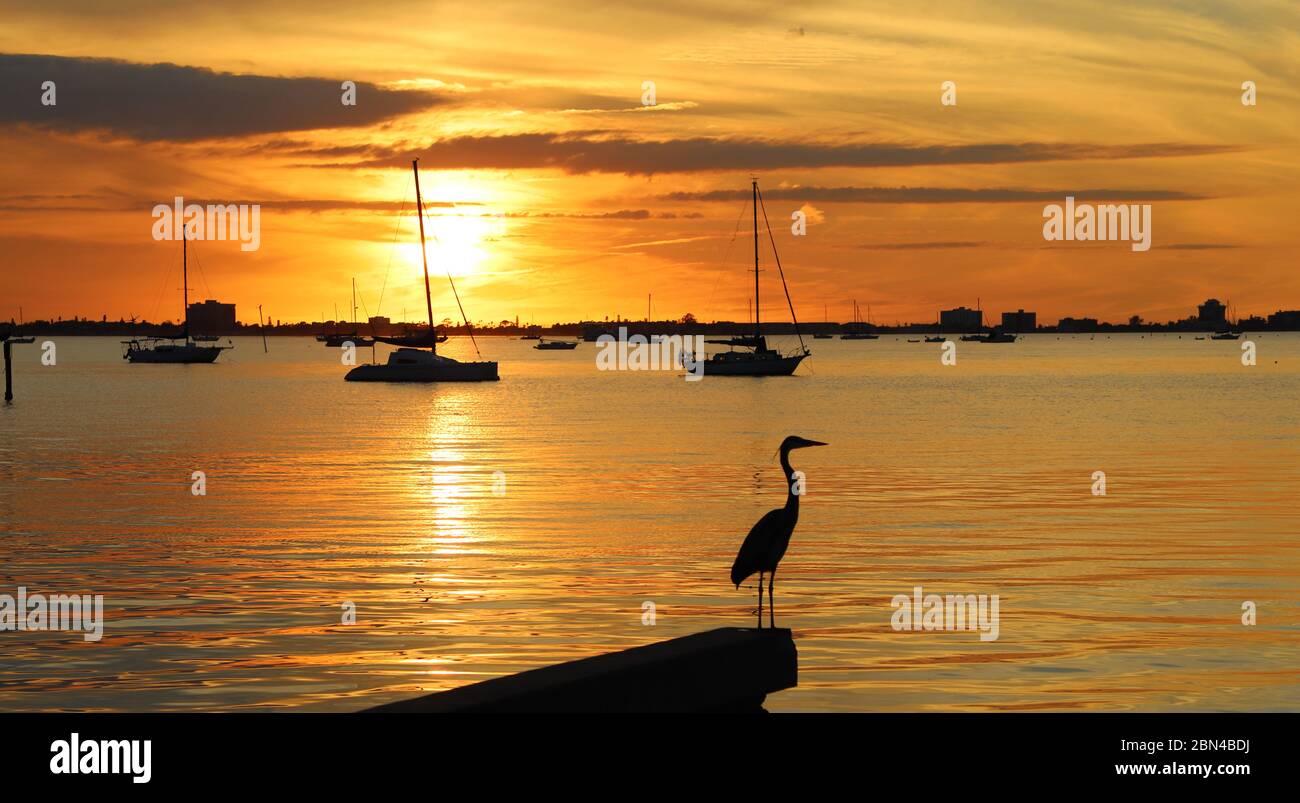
2, 334, 36, 401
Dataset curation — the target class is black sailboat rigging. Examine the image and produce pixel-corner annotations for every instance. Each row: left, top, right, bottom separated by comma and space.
697, 179, 809, 377
345, 159, 498, 382
123, 235, 232, 363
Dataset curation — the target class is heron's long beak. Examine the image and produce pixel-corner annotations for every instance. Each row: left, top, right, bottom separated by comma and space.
798, 439, 828, 448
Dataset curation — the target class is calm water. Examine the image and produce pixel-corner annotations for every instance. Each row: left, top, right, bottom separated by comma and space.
1, 334, 1298, 712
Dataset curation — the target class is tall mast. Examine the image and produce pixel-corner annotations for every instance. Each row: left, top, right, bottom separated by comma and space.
182, 233, 189, 341
412, 159, 436, 353
352, 278, 357, 327
753, 179, 760, 340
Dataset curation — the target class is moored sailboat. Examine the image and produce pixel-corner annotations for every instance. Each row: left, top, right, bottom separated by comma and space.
345, 159, 498, 382
534, 338, 578, 350
320, 279, 375, 347
123, 235, 232, 363
840, 300, 878, 340
697, 180, 809, 377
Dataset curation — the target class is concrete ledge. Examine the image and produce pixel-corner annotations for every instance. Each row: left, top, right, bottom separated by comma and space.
362, 627, 797, 713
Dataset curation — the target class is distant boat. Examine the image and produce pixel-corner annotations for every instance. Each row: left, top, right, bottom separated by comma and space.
534, 339, 578, 350
924, 335, 946, 343
697, 179, 809, 377
907, 338, 921, 343
961, 328, 1017, 343
1210, 330, 1241, 340
840, 300, 878, 339
521, 334, 541, 340
813, 304, 833, 338
123, 236, 231, 363
321, 279, 374, 346
958, 305, 1015, 342
321, 332, 374, 347
372, 329, 446, 347
345, 159, 498, 382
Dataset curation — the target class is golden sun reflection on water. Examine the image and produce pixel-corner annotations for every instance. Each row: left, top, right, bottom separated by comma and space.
0, 334, 1297, 711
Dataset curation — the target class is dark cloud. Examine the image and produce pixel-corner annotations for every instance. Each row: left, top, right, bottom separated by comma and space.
0, 53, 447, 141
661, 186, 1207, 203
0, 194, 470, 212
315, 133, 1236, 175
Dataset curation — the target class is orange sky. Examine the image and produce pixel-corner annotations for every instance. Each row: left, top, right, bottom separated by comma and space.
2, 0, 1297, 327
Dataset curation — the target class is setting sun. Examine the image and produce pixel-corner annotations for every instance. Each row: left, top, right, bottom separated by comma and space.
406, 212, 500, 279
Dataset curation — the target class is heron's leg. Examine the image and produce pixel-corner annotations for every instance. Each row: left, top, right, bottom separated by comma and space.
756, 572, 764, 629
768, 571, 776, 628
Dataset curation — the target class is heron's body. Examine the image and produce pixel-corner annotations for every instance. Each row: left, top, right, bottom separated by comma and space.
730, 436, 825, 627
731, 494, 799, 588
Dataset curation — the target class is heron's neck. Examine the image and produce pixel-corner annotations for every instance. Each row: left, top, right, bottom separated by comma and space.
780, 450, 799, 511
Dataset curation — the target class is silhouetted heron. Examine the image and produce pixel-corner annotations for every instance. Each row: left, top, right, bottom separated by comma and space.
731, 435, 827, 628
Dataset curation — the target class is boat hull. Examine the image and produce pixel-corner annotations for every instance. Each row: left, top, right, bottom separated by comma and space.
322, 335, 375, 347
699, 353, 805, 376
345, 361, 499, 382
124, 344, 225, 363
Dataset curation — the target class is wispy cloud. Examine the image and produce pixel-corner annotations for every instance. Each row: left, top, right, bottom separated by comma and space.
661, 186, 1207, 203
312, 133, 1236, 175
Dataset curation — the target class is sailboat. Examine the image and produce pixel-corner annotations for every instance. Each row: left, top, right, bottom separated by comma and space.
697, 179, 809, 377
373, 328, 448, 347
320, 279, 375, 347
345, 159, 498, 382
534, 338, 578, 350
925, 309, 946, 341
840, 300, 878, 340
122, 235, 232, 363
813, 303, 833, 338
1210, 299, 1242, 339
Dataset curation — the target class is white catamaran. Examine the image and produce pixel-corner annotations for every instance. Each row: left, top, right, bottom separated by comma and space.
122, 235, 232, 364
345, 158, 498, 382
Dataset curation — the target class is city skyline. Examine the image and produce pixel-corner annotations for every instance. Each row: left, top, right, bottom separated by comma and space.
12, 294, 1299, 333
3, 2, 1298, 327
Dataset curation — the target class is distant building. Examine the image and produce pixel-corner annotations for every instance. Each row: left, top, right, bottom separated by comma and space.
940, 306, 983, 332
1268, 310, 1300, 329
1057, 317, 1099, 333
1197, 298, 1227, 326
368, 316, 393, 335
187, 299, 236, 334
1001, 309, 1036, 333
